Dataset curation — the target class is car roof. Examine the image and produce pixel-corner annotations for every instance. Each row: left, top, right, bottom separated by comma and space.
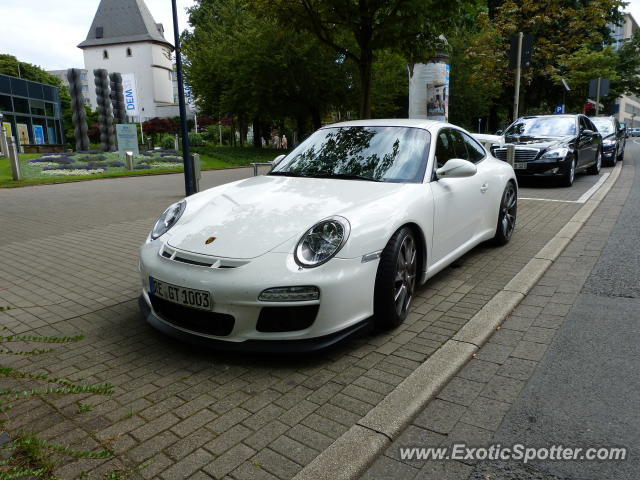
322, 118, 448, 130
520, 114, 579, 119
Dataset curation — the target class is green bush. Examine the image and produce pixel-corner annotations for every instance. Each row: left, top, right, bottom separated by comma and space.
188, 132, 205, 146
160, 134, 176, 150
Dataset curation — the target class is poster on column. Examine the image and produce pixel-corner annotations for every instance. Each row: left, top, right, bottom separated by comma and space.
17, 124, 29, 145
425, 61, 449, 122
2, 122, 12, 138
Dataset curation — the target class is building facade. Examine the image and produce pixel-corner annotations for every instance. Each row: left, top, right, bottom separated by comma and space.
610, 13, 640, 127
47, 69, 94, 109
0, 74, 65, 145
78, 0, 175, 121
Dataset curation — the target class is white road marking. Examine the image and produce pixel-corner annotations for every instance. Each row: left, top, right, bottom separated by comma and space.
520, 172, 610, 204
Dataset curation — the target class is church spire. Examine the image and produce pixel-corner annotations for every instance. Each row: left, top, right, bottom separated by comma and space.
78, 0, 173, 50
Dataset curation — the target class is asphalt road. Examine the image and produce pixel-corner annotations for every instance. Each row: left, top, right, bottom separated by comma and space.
471, 142, 640, 480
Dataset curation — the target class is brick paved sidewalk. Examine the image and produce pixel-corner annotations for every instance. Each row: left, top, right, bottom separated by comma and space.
362, 163, 633, 480
0, 168, 589, 479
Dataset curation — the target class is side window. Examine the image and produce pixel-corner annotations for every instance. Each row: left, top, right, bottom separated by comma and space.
586, 118, 597, 131
435, 130, 453, 169
579, 117, 589, 132
459, 131, 486, 163
448, 130, 469, 161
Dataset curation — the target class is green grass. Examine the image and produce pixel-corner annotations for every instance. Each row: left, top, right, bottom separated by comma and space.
0, 145, 282, 188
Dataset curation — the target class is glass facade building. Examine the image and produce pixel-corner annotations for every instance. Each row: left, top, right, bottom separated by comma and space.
0, 74, 65, 145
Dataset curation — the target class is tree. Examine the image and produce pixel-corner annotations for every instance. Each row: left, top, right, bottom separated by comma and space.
611, 29, 640, 99
494, 0, 624, 113
182, 0, 351, 145
253, 0, 464, 118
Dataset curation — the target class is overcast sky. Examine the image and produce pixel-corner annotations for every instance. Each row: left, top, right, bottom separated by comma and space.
0, 0, 195, 71
1, 0, 640, 71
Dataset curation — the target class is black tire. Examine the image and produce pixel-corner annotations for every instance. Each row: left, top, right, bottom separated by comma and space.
561, 156, 576, 187
587, 147, 602, 175
606, 147, 617, 167
374, 227, 418, 329
492, 182, 517, 246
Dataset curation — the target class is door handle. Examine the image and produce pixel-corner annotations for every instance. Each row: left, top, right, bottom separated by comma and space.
480, 182, 489, 193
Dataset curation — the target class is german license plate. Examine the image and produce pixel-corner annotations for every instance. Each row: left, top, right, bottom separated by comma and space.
513, 162, 527, 169
150, 277, 212, 310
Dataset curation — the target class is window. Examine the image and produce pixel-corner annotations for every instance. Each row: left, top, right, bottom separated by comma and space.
579, 116, 589, 132
459, 131, 486, 163
80, 73, 87, 81
434, 129, 466, 168
0, 94, 12, 112
126, 48, 132, 57
96, 27, 104, 38
434, 128, 485, 169
103, 50, 109, 59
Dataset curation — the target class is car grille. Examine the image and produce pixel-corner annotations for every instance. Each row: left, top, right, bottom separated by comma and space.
256, 305, 319, 332
493, 147, 540, 162
149, 294, 235, 336
160, 245, 249, 269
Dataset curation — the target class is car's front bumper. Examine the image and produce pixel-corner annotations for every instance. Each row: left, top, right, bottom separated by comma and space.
512, 158, 569, 177
138, 240, 380, 350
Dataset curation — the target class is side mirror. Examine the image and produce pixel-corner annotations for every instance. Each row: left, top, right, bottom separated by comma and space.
582, 129, 594, 136
496, 129, 503, 136
271, 154, 286, 167
436, 159, 477, 179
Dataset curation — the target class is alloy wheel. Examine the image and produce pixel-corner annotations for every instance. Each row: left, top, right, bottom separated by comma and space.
569, 159, 576, 184
501, 184, 517, 240
394, 235, 417, 318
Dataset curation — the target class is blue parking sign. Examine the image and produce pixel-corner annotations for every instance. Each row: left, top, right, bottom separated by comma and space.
555, 105, 564, 114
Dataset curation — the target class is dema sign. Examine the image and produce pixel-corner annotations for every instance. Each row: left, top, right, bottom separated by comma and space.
121, 73, 139, 117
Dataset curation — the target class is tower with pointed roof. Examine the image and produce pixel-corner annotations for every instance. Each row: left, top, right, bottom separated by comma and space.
78, 0, 175, 120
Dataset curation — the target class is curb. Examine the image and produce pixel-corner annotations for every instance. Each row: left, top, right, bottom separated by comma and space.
293, 162, 624, 480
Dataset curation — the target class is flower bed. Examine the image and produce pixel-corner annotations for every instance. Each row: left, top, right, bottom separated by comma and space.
25, 150, 185, 178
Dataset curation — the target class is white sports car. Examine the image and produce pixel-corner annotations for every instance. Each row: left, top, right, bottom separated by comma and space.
139, 119, 517, 351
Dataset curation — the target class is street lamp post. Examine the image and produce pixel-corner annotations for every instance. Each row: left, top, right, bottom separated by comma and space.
171, 0, 196, 196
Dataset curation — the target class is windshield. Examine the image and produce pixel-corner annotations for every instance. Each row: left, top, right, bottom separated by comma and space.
591, 118, 614, 135
505, 117, 576, 137
270, 126, 431, 183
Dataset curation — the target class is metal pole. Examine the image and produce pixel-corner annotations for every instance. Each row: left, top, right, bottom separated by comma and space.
172, 0, 195, 196
506, 144, 515, 167
7, 136, 22, 181
513, 32, 523, 122
139, 119, 144, 143
193, 153, 201, 192
595, 78, 601, 116
219, 121, 222, 145
0, 125, 7, 157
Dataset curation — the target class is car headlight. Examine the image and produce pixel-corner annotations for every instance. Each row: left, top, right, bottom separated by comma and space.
151, 200, 186, 240
540, 147, 569, 160
295, 216, 350, 267
603, 139, 616, 146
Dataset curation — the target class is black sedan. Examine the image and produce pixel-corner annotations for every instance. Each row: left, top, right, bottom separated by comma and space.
591, 116, 625, 166
492, 114, 602, 187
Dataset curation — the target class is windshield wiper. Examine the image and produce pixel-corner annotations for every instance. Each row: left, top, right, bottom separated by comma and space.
308, 173, 381, 182
268, 171, 303, 177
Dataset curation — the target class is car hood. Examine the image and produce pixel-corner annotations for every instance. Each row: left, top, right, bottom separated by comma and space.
504, 135, 574, 149
167, 175, 406, 259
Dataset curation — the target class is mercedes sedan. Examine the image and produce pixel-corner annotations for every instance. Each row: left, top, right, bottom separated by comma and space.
139, 119, 518, 351
492, 114, 602, 186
